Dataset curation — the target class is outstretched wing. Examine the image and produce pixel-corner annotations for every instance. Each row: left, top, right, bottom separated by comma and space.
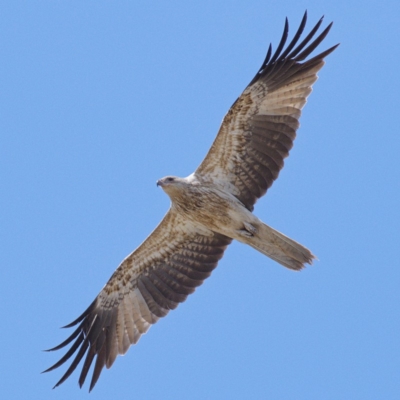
196, 12, 338, 211
44, 210, 232, 391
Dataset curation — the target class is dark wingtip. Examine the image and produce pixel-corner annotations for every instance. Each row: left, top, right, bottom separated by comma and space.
62, 299, 96, 329
52, 379, 62, 389
43, 324, 83, 352
44, 299, 101, 389
294, 21, 333, 61
303, 10, 308, 23
269, 17, 289, 64
248, 12, 336, 88
326, 42, 340, 53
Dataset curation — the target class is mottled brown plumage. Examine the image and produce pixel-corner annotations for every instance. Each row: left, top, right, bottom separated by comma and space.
44, 12, 337, 391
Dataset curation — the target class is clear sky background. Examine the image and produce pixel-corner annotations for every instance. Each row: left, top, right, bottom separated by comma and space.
1, 1, 399, 399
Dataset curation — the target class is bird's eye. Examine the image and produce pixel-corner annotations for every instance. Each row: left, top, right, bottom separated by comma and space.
167, 177, 174, 182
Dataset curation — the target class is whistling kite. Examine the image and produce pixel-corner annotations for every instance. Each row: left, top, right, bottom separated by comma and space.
45, 12, 338, 391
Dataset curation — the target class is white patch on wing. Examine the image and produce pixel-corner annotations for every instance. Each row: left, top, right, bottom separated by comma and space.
130, 287, 156, 326
258, 70, 321, 116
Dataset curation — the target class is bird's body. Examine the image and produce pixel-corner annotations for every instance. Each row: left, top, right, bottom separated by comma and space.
158, 174, 314, 271
162, 175, 247, 233
45, 12, 338, 391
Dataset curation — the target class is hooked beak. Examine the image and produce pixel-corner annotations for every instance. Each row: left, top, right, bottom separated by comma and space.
156, 179, 162, 187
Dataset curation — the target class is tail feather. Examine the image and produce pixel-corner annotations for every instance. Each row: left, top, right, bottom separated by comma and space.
242, 222, 315, 271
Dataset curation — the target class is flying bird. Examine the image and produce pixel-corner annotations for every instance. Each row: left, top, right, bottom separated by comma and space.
44, 12, 338, 391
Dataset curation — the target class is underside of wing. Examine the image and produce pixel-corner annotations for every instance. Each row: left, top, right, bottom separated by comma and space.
44, 211, 232, 391
196, 12, 338, 211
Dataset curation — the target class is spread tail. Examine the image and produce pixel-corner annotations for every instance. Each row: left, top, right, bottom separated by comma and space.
239, 221, 316, 271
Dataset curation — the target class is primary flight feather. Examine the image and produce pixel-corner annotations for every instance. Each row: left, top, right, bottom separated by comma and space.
44, 12, 338, 391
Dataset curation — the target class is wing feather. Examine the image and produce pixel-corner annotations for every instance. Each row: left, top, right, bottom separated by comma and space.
45, 210, 232, 390
196, 12, 338, 211
147, 271, 189, 303
116, 300, 129, 354
122, 295, 141, 344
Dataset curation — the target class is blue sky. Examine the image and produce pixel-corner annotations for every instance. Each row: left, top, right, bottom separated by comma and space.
1, 1, 399, 399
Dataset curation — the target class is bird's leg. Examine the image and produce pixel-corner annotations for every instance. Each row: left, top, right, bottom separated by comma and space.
237, 222, 257, 237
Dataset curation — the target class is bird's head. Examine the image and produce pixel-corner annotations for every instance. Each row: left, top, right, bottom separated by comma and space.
156, 176, 178, 187
156, 176, 185, 198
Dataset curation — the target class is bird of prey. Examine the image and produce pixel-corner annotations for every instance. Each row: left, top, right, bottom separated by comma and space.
44, 12, 338, 391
